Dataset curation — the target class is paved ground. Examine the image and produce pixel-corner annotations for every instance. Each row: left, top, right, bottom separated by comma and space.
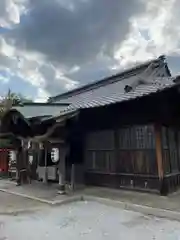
2, 179, 180, 221
1, 201, 180, 240
83, 187, 180, 212
1, 179, 180, 212
0, 180, 81, 203
0, 191, 46, 214
0, 181, 180, 239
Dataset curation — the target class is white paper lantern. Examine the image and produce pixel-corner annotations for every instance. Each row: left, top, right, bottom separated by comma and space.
51, 148, 59, 163
29, 155, 33, 164
9, 150, 16, 161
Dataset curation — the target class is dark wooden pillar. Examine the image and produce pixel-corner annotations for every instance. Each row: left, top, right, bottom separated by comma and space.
71, 163, 75, 191
44, 142, 48, 183
16, 139, 28, 185
58, 144, 67, 194
114, 127, 120, 187
154, 124, 167, 195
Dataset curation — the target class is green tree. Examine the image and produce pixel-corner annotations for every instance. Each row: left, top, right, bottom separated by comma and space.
0, 89, 15, 118
0, 89, 19, 148
0, 89, 33, 147
0, 89, 33, 183
0, 89, 33, 116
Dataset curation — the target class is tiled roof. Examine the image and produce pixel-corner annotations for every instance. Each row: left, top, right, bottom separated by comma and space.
46, 55, 178, 118
57, 77, 178, 113
49, 55, 171, 103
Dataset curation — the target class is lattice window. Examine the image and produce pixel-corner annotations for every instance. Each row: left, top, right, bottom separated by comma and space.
85, 126, 156, 175
118, 125, 157, 174
168, 128, 178, 172
119, 125, 155, 150
145, 125, 156, 149
135, 126, 145, 149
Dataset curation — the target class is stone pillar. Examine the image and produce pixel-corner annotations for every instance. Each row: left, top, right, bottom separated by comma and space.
58, 144, 68, 194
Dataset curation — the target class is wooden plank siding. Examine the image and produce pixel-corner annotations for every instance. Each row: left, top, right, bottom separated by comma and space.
84, 123, 180, 194
85, 130, 115, 173
84, 125, 159, 192
160, 126, 180, 194
161, 126, 180, 173
80, 87, 180, 194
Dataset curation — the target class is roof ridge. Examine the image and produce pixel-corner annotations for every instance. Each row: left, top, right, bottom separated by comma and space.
49, 56, 167, 102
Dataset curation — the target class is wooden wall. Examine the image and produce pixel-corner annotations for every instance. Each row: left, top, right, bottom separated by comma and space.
161, 126, 180, 174
161, 126, 180, 193
80, 87, 180, 194
84, 125, 159, 191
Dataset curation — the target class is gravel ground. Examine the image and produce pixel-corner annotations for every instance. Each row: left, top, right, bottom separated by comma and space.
0, 201, 180, 240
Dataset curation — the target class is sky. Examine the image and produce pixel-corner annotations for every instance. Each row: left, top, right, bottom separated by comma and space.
0, 0, 180, 102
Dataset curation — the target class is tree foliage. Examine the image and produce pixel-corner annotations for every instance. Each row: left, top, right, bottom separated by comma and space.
0, 89, 33, 148
0, 89, 33, 117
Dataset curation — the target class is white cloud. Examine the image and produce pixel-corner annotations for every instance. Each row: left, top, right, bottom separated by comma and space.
34, 88, 49, 102
115, 0, 180, 69
0, 0, 144, 99
0, 74, 9, 83
0, 0, 180, 102
0, 35, 79, 100
0, 0, 26, 28
0, 0, 81, 100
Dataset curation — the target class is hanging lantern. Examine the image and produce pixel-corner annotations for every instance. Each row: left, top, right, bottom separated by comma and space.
39, 143, 44, 150
9, 150, 16, 162
51, 148, 59, 163
29, 155, 33, 165
28, 141, 31, 149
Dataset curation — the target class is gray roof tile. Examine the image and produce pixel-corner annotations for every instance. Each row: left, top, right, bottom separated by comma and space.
50, 55, 171, 103
51, 77, 178, 118
64, 77, 176, 110
48, 56, 177, 116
